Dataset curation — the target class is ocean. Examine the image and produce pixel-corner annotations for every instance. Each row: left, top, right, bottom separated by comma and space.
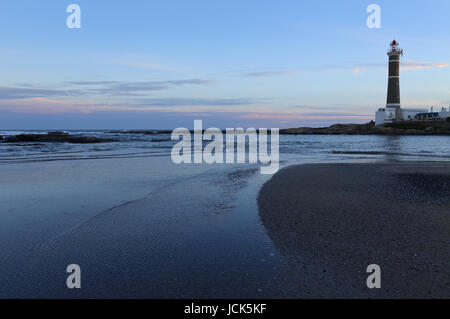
1, 130, 450, 164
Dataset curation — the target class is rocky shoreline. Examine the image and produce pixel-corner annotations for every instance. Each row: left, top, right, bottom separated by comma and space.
0, 132, 114, 144
280, 120, 450, 135
2, 121, 450, 142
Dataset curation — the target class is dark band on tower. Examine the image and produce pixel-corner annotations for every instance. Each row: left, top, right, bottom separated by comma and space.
386, 40, 403, 119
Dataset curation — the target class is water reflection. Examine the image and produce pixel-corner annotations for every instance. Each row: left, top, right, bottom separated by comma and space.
381, 135, 403, 161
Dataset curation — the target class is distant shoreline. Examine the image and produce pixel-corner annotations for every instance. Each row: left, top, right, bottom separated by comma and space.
2, 120, 450, 142
280, 120, 450, 136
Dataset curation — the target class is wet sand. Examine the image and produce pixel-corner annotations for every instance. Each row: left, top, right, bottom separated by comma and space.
258, 162, 450, 298
0, 157, 287, 298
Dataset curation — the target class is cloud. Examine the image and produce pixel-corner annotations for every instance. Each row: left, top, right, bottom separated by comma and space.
234, 60, 449, 79
236, 112, 371, 121
0, 97, 372, 121
291, 104, 375, 112
131, 98, 255, 107
322, 60, 449, 73
243, 70, 295, 78
227, 67, 297, 78
105, 60, 177, 71
66, 81, 120, 86
69, 79, 215, 95
301, 112, 372, 117
0, 96, 257, 114
0, 97, 97, 114
92, 79, 214, 96
0, 87, 83, 100
401, 61, 450, 70
102, 56, 182, 71
0, 79, 215, 100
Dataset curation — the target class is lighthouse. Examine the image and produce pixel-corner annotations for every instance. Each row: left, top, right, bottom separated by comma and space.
386, 40, 403, 120
375, 40, 444, 125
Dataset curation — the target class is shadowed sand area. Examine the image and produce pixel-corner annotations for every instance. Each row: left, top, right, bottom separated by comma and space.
258, 162, 450, 298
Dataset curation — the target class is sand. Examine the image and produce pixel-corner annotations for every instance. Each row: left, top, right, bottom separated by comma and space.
258, 162, 450, 298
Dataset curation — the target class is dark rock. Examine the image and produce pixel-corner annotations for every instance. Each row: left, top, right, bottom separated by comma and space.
0, 135, 3, 141
66, 136, 114, 144
4, 132, 114, 144
119, 130, 173, 135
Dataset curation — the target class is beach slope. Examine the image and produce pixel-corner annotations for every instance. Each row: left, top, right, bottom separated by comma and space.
258, 162, 450, 298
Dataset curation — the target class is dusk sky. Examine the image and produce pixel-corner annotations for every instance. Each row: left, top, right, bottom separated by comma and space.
0, 0, 449, 129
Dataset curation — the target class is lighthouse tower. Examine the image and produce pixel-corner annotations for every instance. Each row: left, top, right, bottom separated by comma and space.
386, 40, 403, 120
375, 41, 430, 126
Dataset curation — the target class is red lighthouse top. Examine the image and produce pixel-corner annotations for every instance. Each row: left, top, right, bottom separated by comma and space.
388, 40, 403, 56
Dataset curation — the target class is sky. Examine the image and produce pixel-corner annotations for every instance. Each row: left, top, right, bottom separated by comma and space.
0, 0, 449, 129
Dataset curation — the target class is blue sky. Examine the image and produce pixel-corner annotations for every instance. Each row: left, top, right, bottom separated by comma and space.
0, 0, 449, 129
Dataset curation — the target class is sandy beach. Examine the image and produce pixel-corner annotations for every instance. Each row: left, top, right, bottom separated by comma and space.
258, 162, 450, 298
